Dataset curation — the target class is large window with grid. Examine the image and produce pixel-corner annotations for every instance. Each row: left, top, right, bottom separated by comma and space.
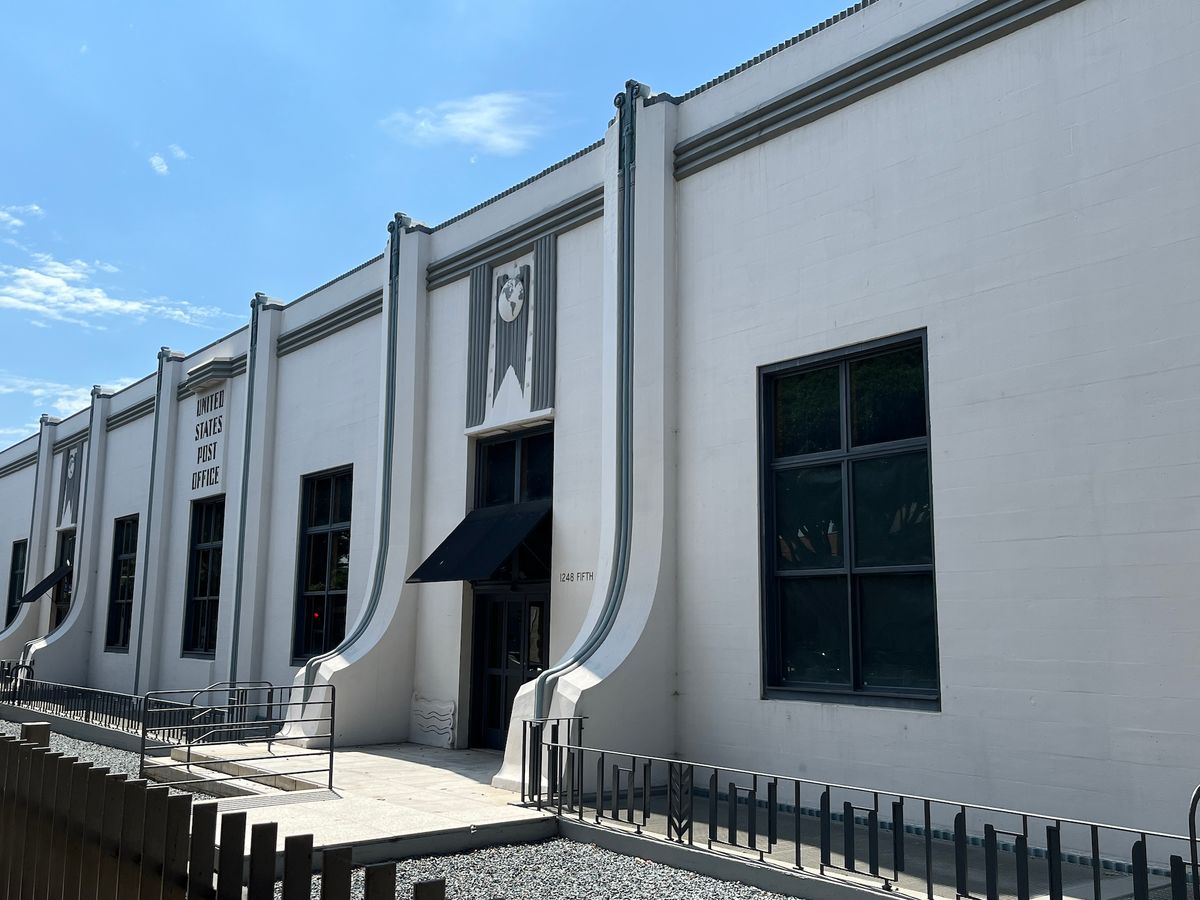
292, 468, 352, 662
105, 516, 139, 651
182, 497, 224, 657
761, 334, 939, 704
5, 540, 27, 627
50, 530, 76, 631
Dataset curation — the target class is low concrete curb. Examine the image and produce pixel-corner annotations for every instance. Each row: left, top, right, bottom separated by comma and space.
558, 818, 890, 900
0, 701, 166, 753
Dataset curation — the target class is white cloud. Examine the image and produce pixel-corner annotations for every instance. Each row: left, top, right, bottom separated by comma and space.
168, 144, 189, 160
379, 92, 546, 156
148, 154, 169, 175
79, 44, 88, 54
0, 246, 230, 328
0, 204, 45, 231
0, 373, 138, 422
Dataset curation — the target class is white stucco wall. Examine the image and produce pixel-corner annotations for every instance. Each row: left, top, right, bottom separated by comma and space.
411, 278, 472, 738
0, 437, 38, 650
673, 0, 1200, 833
259, 314, 381, 688
151, 373, 249, 691
88, 412, 154, 693
546, 219, 605, 661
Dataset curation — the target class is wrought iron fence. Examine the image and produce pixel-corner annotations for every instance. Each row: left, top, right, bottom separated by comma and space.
0, 674, 151, 735
522, 721, 1200, 900
140, 681, 336, 792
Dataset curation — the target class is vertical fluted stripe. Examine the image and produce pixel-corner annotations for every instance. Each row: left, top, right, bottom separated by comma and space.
531, 235, 557, 412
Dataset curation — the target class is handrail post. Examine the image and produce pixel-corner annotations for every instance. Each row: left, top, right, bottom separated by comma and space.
327, 684, 336, 791
139, 694, 150, 778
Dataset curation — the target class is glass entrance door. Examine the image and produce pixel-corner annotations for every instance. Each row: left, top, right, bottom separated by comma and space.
470, 590, 548, 750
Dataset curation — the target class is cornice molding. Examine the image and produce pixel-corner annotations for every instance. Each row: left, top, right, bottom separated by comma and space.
176, 355, 247, 401
674, 0, 1088, 179
105, 396, 156, 433
0, 452, 37, 479
276, 289, 384, 358
426, 186, 603, 291
51, 430, 88, 454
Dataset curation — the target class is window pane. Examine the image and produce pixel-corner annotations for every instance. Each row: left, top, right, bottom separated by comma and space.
305, 533, 329, 592
527, 603, 544, 669
334, 473, 353, 525
774, 464, 844, 571
506, 601, 523, 672
327, 595, 347, 650
309, 477, 332, 527
486, 601, 504, 668
777, 576, 850, 686
520, 432, 554, 502
330, 530, 350, 591
850, 346, 926, 446
774, 366, 840, 458
482, 441, 516, 506
852, 452, 932, 567
858, 573, 938, 692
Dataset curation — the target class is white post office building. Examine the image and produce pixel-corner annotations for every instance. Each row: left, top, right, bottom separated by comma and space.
0, 0, 1196, 835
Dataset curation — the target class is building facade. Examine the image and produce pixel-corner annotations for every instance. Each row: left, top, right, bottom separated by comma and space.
0, 0, 1197, 834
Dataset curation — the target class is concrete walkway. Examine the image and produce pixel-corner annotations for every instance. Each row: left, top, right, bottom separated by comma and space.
205, 743, 554, 862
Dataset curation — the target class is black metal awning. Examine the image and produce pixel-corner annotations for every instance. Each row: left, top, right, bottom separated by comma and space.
19, 561, 71, 605
407, 499, 550, 584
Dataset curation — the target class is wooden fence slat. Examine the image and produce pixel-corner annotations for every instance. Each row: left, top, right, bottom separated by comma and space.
162, 793, 193, 900
319, 847, 352, 900
79, 766, 111, 899
20, 722, 51, 748
363, 862, 396, 900
413, 878, 448, 900
48, 754, 79, 900
118, 779, 149, 899
20, 747, 50, 900
216, 811, 247, 900
0, 737, 14, 889
31, 750, 65, 900
97, 771, 128, 900
141, 785, 171, 900
282, 834, 313, 900
62, 761, 93, 900
186, 801, 218, 900
7, 744, 34, 899
247, 822, 278, 900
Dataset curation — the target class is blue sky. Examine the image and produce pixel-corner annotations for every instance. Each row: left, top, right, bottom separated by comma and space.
0, 0, 848, 447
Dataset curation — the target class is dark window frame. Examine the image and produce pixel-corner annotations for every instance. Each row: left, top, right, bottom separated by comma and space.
759, 330, 941, 709
475, 426, 554, 510
291, 466, 354, 664
182, 496, 225, 658
472, 427, 553, 588
104, 515, 139, 652
50, 529, 76, 632
5, 539, 28, 627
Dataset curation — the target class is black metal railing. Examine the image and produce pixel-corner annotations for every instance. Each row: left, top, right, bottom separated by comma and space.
0, 674, 150, 735
521, 717, 586, 805
140, 682, 335, 792
523, 724, 1200, 900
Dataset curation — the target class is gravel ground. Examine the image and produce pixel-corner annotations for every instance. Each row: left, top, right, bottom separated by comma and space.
0, 717, 216, 800
277, 839, 793, 900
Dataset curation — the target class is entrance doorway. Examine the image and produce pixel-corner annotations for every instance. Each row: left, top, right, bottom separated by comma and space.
407, 427, 553, 750
470, 590, 548, 750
